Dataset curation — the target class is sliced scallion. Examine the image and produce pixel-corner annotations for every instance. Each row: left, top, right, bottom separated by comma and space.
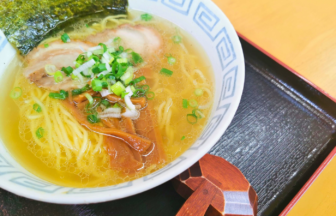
85, 93, 93, 105
121, 91, 129, 99
101, 99, 110, 108
194, 88, 204, 96
172, 35, 182, 44
131, 52, 144, 64
85, 23, 89, 28
192, 109, 205, 119
36, 127, 44, 139
44, 44, 49, 48
49, 90, 68, 100
130, 76, 146, 85
10, 87, 22, 99
54, 71, 63, 83
146, 91, 155, 100
141, 13, 153, 21
111, 81, 126, 96
167, 56, 176, 65
160, 68, 173, 77
187, 114, 198, 125
182, 99, 188, 108
141, 85, 150, 92
99, 43, 107, 53
188, 99, 198, 108
181, 136, 186, 141
61, 33, 70, 43
87, 114, 100, 124
92, 79, 103, 92
33, 103, 42, 113
61, 66, 73, 76
114, 37, 121, 46
113, 103, 121, 108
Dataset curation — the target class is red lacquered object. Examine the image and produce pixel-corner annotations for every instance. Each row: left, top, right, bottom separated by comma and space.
173, 154, 258, 216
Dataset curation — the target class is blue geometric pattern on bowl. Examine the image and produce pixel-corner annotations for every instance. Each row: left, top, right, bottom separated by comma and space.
0, 0, 244, 202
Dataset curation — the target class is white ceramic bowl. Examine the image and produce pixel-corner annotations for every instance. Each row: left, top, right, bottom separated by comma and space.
0, 0, 244, 204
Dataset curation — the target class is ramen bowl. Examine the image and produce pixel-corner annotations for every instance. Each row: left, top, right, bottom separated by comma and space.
0, 0, 244, 204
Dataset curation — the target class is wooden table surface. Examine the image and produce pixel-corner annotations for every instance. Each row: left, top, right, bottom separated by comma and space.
212, 0, 336, 102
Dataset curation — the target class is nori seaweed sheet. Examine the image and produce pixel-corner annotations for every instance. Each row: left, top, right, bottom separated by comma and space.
0, 0, 128, 55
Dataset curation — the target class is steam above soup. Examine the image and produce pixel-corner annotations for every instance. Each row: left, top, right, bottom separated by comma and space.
0, 12, 214, 187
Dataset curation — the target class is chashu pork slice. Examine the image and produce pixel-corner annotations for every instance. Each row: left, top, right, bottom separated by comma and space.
86, 24, 162, 58
23, 40, 95, 91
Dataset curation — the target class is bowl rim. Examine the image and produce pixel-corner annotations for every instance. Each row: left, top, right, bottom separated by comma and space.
0, 0, 245, 204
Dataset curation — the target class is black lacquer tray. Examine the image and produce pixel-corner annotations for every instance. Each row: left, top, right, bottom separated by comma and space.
1, 39, 336, 216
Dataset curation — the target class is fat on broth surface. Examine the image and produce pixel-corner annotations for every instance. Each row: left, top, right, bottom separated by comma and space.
0, 11, 214, 187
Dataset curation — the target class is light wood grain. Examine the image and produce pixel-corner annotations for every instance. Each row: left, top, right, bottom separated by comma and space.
212, 0, 336, 101
286, 153, 336, 215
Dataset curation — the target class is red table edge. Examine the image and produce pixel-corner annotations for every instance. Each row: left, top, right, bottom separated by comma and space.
237, 32, 336, 104
278, 147, 336, 215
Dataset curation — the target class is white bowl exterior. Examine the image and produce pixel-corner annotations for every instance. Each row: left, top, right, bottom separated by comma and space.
0, 0, 244, 204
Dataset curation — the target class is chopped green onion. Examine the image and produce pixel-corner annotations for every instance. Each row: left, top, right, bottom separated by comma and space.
141, 13, 153, 21
88, 55, 100, 63
111, 61, 118, 74
194, 88, 204, 97
92, 64, 107, 74
85, 93, 93, 105
192, 109, 205, 119
87, 114, 100, 124
141, 85, 150, 92
113, 103, 121, 108
116, 63, 128, 78
187, 114, 198, 125
188, 99, 198, 108
130, 85, 136, 93
45, 64, 57, 75
121, 91, 129, 99
75, 55, 85, 67
61, 33, 70, 43
105, 74, 116, 81
120, 67, 134, 85
111, 81, 126, 96
130, 76, 146, 85
119, 46, 124, 52
114, 37, 121, 46
44, 44, 49, 48
80, 72, 91, 78
36, 127, 44, 139
33, 103, 42, 113
72, 84, 90, 96
71, 74, 79, 80
117, 58, 128, 64
85, 23, 89, 28
146, 91, 155, 100
167, 56, 176, 65
101, 99, 110, 108
61, 66, 73, 76
131, 52, 144, 64
92, 79, 103, 92
49, 90, 68, 100
99, 43, 107, 53
181, 136, 186, 141
160, 68, 173, 77
10, 87, 22, 99
54, 71, 63, 83
172, 35, 182, 44
182, 99, 188, 108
